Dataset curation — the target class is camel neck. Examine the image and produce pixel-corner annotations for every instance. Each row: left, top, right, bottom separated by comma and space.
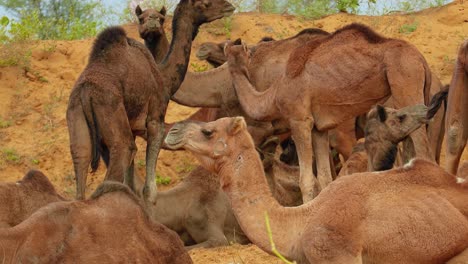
219, 147, 310, 260
160, 6, 198, 96
366, 139, 398, 171
229, 67, 280, 121
171, 63, 233, 107
145, 35, 169, 63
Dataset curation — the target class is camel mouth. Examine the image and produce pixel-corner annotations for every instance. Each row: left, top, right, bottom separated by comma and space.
164, 125, 186, 150
222, 5, 235, 17
196, 51, 209, 60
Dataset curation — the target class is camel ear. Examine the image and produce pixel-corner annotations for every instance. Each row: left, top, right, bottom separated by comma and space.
376, 105, 387, 122
228, 117, 246, 135
160, 6, 167, 16
241, 40, 248, 53
135, 5, 143, 16
233, 38, 242, 45
223, 41, 232, 56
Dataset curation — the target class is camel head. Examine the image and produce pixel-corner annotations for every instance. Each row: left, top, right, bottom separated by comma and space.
165, 117, 254, 172
177, 0, 235, 26
224, 39, 251, 76
365, 104, 429, 145
196, 41, 228, 67
135, 5, 166, 40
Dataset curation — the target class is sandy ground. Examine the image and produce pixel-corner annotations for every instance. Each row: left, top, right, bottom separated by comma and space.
0, 1, 467, 263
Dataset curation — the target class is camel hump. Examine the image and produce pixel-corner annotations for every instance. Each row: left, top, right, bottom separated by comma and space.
89, 26, 128, 61
333, 23, 387, 44
20, 170, 57, 194
295, 28, 330, 37
90, 181, 139, 203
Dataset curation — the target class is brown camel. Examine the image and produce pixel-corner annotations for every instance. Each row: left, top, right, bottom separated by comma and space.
224, 24, 433, 201
136, 5, 168, 63
165, 116, 468, 264
66, 0, 234, 201
196, 40, 229, 67
0, 170, 65, 228
0, 181, 192, 263
458, 161, 468, 180
174, 27, 446, 166
446, 40, 468, 175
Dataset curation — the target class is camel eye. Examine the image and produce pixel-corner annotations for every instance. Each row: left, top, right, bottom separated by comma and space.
202, 129, 213, 138
398, 114, 406, 122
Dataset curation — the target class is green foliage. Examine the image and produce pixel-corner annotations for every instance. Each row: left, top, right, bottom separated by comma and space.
0, 117, 11, 128
399, 21, 419, 34
0, 0, 107, 41
190, 62, 209, 72
156, 174, 171, 185
222, 16, 232, 38
2, 148, 21, 163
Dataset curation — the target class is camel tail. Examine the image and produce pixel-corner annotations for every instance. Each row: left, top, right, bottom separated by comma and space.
80, 88, 101, 173
426, 85, 449, 120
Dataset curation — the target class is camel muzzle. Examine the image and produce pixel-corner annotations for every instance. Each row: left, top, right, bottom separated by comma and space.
164, 123, 186, 150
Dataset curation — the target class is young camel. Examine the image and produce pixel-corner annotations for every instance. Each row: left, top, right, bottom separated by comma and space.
165, 116, 468, 264
67, 0, 234, 202
446, 40, 468, 175
0, 170, 65, 228
0, 181, 192, 263
224, 24, 434, 202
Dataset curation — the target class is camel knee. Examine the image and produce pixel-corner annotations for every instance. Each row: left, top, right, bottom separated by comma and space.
447, 125, 464, 154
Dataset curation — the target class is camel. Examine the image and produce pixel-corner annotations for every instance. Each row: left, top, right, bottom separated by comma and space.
0, 170, 65, 228
164, 116, 468, 264
66, 0, 234, 202
0, 181, 192, 263
224, 24, 434, 202
196, 40, 229, 67
173, 27, 446, 167
458, 161, 468, 180
446, 40, 468, 175
136, 5, 168, 63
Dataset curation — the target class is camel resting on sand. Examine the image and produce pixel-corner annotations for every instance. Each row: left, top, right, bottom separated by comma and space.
224, 24, 435, 202
446, 40, 468, 175
0, 181, 192, 263
165, 116, 468, 264
0, 170, 65, 228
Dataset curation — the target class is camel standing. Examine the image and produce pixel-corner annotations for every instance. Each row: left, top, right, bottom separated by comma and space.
66, 0, 234, 202
224, 24, 434, 201
446, 40, 468, 175
136, 5, 168, 63
0, 170, 65, 228
165, 116, 468, 264
0, 182, 192, 263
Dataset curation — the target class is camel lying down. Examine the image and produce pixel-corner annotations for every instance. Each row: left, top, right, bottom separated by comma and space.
0, 181, 192, 264
0, 170, 65, 228
165, 117, 468, 264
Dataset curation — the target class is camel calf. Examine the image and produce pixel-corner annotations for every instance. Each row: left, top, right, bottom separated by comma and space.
0, 181, 192, 263
0, 170, 65, 228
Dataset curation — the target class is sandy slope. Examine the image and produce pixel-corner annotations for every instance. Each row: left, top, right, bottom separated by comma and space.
0, 1, 466, 263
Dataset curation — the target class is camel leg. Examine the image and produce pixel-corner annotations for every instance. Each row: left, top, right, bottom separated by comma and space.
312, 129, 333, 190
67, 103, 92, 200
143, 119, 166, 205
290, 119, 319, 202
447, 248, 468, 264
446, 120, 467, 175
93, 103, 137, 183
427, 100, 446, 164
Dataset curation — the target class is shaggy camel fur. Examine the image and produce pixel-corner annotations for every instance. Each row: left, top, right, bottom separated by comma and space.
165, 116, 468, 264
224, 24, 433, 201
67, 0, 234, 202
446, 40, 468, 175
0, 181, 192, 263
0, 170, 65, 228
136, 5, 168, 63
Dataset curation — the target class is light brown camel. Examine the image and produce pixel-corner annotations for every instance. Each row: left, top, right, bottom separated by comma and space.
66, 0, 234, 202
136, 5, 168, 63
224, 24, 434, 201
164, 116, 468, 264
458, 161, 468, 180
0, 181, 192, 263
196, 40, 229, 67
173, 27, 446, 166
0, 170, 65, 228
446, 40, 468, 175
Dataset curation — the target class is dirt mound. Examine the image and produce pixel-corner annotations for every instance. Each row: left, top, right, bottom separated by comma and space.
0, 1, 467, 263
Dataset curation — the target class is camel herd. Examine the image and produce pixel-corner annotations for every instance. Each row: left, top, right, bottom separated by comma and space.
0, 0, 467, 263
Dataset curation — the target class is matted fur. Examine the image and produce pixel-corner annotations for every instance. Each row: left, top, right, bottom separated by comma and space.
89, 26, 128, 62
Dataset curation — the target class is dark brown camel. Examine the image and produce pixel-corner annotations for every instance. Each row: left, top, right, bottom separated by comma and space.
165, 116, 468, 264
224, 24, 433, 202
136, 5, 168, 63
66, 0, 234, 202
0, 170, 65, 228
445, 40, 468, 175
0, 182, 192, 263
